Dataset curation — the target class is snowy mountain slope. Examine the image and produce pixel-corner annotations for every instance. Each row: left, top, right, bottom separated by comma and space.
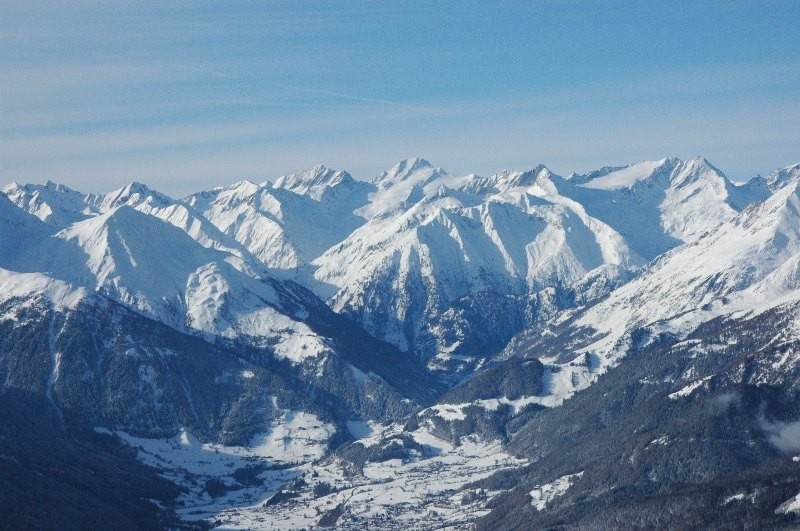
5, 180, 254, 261
2, 180, 102, 227
0, 194, 440, 416
0, 195, 88, 320
1, 185, 349, 367
2, 156, 782, 383
0, 280, 402, 493
555, 157, 770, 260
199, 293, 800, 529
502, 162, 800, 407
0, 262, 444, 527
355, 157, 463, 219
186, 166, 371, 274
99, 181, 254, 258
0, 192, 55, 261
480, 303, 800, 530
4, 156, 800, 530
313, 161, 642, 366
0, 199, 391, 405
578, 173, 800, 356
185, 180, 303, 269
763, 161, 800, 191
15, 156, 746, 380
271, 164, 362, 201
0, 290, 281, 442
0, 267, 87, 320
6, 205, 283, 338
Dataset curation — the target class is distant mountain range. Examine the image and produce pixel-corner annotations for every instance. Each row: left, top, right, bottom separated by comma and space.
2, 157, 800, 529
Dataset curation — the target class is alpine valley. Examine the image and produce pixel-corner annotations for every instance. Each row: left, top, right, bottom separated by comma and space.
3, 156, 800, 530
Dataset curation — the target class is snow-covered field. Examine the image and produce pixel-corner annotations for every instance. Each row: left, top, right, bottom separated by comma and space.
104, 412, 526, 529
529, 471, 584, 511
212, 424, 527, 530
97, 410, 334, 523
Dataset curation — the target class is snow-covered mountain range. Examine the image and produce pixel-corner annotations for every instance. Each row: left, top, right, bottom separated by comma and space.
3, 157, 800, 529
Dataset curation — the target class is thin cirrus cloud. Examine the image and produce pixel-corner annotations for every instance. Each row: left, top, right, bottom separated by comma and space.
3, 87, 798, 197
1, 2, 799, 196
2, 71, 800, 196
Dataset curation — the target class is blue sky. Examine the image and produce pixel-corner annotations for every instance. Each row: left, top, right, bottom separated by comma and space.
1, 1, 799, 196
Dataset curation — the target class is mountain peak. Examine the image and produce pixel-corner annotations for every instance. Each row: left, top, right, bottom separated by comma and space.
41, 180, 89, 196
272, 165, 355, 198
224, 179, 262, 198
763, 162, 800, 192
489, 165, 551, 189
373, 158, 442, 188
573, 158, 676, 191
684, 155, 723, 174
5, 179, 80, 196
2, 180, 101, 226
397, 157, 432, 172
103, 181, 174, 209
669, 157, 732, 191
122, 181, 151, 194
44, 180, 67, 191
309, 163, 331, 174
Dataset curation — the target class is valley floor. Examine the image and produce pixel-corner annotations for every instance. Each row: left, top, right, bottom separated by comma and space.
113, 418, 526, 530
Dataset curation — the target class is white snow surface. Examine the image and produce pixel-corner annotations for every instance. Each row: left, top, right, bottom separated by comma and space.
565, 172, 800, 384
108, 419, 527, 529
313, 160, 643, 353
103, 410, 335, 522
0, 267, 87, 315
425, 392, 571, 423
777, 491, 800, 514
558, 157, 766, 262
0, 192, 332, 364
668, 376, 712, 400
2, 180, 102, 226
211, 423, 528, 530
3, 156, 771, 366
578, 160, 664, 190
186, 168, 369, 273
529, 471, 584, 511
